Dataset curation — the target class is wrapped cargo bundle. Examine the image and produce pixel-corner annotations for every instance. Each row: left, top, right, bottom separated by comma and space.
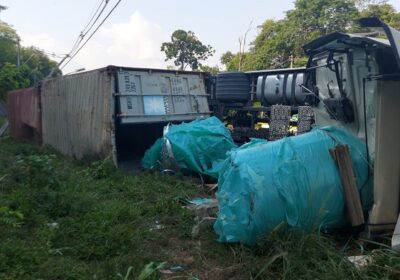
214, 126, 372, 245
142, 117, 236, 178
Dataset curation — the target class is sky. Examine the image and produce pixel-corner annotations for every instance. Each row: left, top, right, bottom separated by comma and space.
1, 0, 400, 73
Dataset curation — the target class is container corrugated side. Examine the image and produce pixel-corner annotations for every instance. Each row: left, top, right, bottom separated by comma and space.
7, 87, 42, 142
0, 100, 7, 117
41, 69, 114, 159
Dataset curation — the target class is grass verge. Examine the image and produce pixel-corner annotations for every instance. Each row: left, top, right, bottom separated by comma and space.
0, 136, 399, 279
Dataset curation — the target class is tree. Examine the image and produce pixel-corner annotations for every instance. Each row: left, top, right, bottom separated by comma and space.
222, 52, 252, 71
354, 0, 388, 10
220, 51, 234, 67
0, 20, 61, 99
0, 5, 6, 14
161, 30, 214, 70
360, 3, 400, 29
222, 0, 361, 71
20, 47, 61, 82
249, 19, 295, 69
199, 65, 219, 75
0, 21, 19, 68
285, 0, 359, 56
0, 63, 30, 99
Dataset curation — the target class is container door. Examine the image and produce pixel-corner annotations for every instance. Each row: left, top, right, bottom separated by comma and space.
116, 70, 210, 124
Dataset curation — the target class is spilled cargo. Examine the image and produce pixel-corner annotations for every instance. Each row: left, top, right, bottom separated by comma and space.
142, 117, 236, 178
142, 118, 372, 245
214, 126, 372, 245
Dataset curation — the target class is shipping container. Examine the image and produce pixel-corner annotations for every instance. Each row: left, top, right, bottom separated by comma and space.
40, 66, 211, 166
7, 87, 42, 142
0, 100, 7, 118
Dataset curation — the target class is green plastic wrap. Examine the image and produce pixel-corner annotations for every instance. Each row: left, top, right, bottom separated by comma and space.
142, 138, 163, 169
214, 126, 372, 245
142, 117, 236, 178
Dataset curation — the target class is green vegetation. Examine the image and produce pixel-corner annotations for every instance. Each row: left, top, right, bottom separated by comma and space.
221, 0, 400, 71
1, 136, 400, 279
0, 7, 61, 100
161, 30, 214, 70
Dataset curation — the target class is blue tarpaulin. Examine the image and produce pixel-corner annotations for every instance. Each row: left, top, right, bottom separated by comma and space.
214, 126, 372, 245
142, 117, 236, 178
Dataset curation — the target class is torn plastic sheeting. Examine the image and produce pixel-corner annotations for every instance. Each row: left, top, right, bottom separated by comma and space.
142, 138, 163, 170
214, 126, 372, 245
188, 198, 215, 205
142, 117, 236, 178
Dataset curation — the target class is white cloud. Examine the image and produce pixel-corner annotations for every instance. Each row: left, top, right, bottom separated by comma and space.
102, 12, 163, 60
71, 11, 168, 71
19, 31, 58, 53
16, 12, 218, 73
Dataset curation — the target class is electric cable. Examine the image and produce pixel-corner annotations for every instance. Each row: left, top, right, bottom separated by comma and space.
68, 0, 109, 56
60, 0, 122, 70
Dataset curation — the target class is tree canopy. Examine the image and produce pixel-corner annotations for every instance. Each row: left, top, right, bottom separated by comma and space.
360, 2, 400, 29
0, 19, 61, 99
221, 0, 400, 71
161, 30, 214, 70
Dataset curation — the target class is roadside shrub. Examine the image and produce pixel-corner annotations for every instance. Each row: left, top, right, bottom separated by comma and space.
15, 154, 60, 188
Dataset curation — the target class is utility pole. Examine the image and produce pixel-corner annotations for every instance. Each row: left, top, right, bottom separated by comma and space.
16, 37, 21, 68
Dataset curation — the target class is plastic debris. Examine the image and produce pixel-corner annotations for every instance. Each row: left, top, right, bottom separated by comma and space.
160, 265, 185, 275
142, 117, 236, 178
186, 198, 218, 217
188, 198, 215, 205
185, 198, 218, 238
392, 214, 400, 250
142, 138, 163, 170
214, 126, 372, 245
149, 220, 165, 231
347, 255, 372, 270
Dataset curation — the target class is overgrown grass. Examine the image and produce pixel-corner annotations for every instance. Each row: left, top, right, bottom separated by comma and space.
0, 136, 399, 279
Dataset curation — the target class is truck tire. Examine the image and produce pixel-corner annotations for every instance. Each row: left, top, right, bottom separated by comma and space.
216, 72, 250, 103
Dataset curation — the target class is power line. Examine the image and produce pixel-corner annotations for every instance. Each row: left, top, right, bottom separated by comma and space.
81, 0, 105, 34
60, 0, 123, 70
43, 51, 68, 58
47, 0, 108, 73
68, 0, 108, 57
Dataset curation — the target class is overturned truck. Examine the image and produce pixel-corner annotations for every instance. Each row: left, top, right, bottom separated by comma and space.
146, 17, 400, 241
7, 17, 400, 243
215, 17, 400, 239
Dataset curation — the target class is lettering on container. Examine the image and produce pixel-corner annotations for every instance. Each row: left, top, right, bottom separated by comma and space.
127, 97, 133, 110
173, 96, 185, 103
171, 77, 184, 95
189, 84, 198, 92
123, 74, 136, 93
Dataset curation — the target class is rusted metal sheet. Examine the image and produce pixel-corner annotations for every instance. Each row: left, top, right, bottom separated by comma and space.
7, 87, 42, 142
41, 68, 114, 160
0, 100, 7, 117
